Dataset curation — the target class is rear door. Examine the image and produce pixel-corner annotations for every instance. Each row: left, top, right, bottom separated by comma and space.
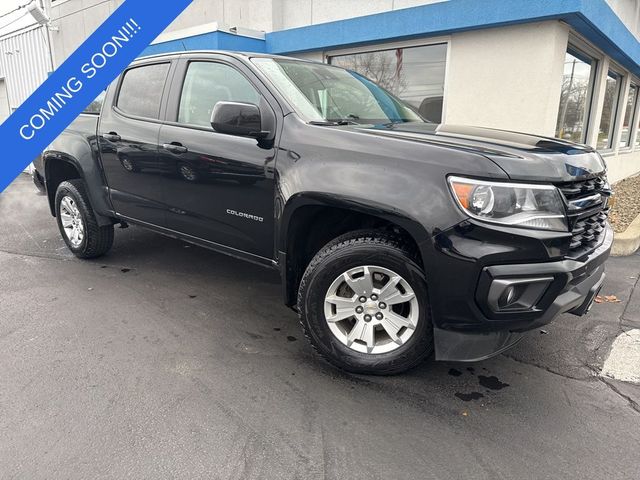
98, 61, 173, 225
157, 55, 279, 260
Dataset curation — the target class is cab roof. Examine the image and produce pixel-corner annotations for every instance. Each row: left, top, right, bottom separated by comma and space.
135, 50, 314, 64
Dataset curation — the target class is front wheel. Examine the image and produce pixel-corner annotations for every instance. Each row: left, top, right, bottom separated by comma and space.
55, 180, 114, 259
297, 231, 433, 375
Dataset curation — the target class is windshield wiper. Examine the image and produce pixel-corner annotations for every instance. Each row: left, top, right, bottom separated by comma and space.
381, 120, 407, 127
309, 119, 359, 126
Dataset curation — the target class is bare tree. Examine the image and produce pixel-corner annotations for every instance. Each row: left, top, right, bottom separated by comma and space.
556, 62, 590, 142
333, 51, 408, 96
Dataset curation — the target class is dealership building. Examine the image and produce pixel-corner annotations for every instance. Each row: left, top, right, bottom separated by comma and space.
1, 0, 640, 181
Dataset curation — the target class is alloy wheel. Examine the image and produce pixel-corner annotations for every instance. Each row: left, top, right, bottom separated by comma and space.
323, 265, 419, 354
59, 196, 85, 247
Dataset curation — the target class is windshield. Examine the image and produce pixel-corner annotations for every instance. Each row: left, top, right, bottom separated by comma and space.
252, 58, 425, 125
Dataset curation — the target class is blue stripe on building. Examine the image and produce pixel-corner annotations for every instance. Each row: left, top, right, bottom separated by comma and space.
142, 0, 640, 76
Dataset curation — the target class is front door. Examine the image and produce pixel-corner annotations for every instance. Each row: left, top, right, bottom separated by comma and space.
157, 58, 278, 259
98, 62, 172, 225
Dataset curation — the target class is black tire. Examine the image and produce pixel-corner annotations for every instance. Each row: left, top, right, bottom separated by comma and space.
297, 231, 433, 375
32, 171, 46, 194
55, 180, 114, 259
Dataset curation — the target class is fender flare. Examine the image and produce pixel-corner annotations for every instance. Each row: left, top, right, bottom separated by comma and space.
278, 191, 431, 254
43, 147, 115, 227
277, 192, 433, 307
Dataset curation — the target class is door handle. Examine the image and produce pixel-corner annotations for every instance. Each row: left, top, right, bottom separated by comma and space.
163, 142, 188, 154
103, 132, 121, 142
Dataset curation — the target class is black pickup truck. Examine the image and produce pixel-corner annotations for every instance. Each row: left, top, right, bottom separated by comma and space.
34, 51, 613, 374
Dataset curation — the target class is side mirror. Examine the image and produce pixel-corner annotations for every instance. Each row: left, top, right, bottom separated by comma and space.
210, 101, 266, 138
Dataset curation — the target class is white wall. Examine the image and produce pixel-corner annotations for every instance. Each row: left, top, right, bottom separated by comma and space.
49, 0, 278, 63
49, 0, 122, 67
51, 0, 281, 65
273, 0, 447, 30
48, 0, 450, 62
606, 151, 640, 183
606, 0, 640, 41
444, 21, 569, 137
164, 0, 276, 34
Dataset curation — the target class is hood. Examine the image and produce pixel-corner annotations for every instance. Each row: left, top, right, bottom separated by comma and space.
350, 122, 606, 183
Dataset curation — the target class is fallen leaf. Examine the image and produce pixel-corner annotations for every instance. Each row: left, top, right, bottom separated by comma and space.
595, 294, 621, 304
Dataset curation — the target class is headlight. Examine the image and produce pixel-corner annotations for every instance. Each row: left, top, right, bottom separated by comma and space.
448, 176, 567, 231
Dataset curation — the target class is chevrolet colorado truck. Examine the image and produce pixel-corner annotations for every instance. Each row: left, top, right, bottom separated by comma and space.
34, 51, 613, 374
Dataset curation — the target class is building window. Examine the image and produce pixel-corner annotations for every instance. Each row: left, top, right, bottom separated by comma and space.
620, 83, 638, 148
597, 70, 623, 150
329, 43, 447, 123
556, 48, 597, 143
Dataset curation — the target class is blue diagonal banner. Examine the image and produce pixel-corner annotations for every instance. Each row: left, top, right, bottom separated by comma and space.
0, 0, 193, 193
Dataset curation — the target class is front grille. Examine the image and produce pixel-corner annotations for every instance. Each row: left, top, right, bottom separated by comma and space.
556, 174, 610, 259
557, 176, 608, 200
568, 210, 609, 257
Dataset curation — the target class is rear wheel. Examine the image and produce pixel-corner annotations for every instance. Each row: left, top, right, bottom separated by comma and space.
55, 180, 114, 259
298, 231, 433, 375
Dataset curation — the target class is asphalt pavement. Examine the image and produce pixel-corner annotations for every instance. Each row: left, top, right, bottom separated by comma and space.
1, 174, 639, 480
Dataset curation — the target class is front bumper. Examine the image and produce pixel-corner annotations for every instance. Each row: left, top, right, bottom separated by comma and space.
432, 225, 612, 361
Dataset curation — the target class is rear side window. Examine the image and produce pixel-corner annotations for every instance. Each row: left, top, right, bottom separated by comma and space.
178, 62, 260, 127
117, 63, 170, 119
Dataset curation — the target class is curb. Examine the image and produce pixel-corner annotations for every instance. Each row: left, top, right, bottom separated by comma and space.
612, 213, 640, 256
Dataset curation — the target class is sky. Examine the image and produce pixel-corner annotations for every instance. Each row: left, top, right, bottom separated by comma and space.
0, 0, 40, 37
